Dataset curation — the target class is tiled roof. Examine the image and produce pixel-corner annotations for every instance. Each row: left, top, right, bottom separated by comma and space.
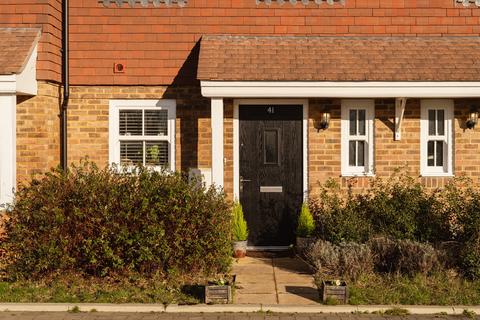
197, 36, 480, 82
0, 28, 41, 75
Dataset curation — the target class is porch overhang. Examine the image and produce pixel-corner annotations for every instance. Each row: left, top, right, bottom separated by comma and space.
201, 81, 480, 98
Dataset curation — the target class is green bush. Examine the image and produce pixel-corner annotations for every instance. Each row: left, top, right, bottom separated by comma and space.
310, 173, 453, 244
310, 179, 372, 244
309, 237, 439, 281
232, 201, 248, 241
1, 160, 232, 280
307, 240, 373, 281
296, 203, 315, 237
368, 237, 439, 275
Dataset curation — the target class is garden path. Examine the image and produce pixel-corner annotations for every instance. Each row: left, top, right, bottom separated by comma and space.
232, 254, 319, 305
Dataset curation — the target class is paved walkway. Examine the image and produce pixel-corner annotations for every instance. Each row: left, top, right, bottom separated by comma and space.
232, 255, 319, 305
0, 313, 475, 320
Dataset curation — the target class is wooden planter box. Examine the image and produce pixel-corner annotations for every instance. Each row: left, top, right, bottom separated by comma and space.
204, 275, 235, 304
321, 280, 348, 304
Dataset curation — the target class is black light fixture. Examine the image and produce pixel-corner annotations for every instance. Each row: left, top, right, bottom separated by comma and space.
466, 106, 479, 129
314, 111, 331, 131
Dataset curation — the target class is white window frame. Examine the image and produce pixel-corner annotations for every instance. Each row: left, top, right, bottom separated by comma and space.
341, 99, 375, 176
420, 99, 453, 177
109, 99, 176, 171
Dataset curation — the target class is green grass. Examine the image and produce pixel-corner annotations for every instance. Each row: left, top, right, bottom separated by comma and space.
0, 275, 200, 304
345, 271, 480, 305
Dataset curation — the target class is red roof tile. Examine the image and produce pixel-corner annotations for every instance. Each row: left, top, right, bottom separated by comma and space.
0, 28, 41, 75
197, 36, 480, 82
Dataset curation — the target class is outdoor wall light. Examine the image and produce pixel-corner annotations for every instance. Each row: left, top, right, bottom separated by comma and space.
466, 107, 479, 129
314, 112, 331, 131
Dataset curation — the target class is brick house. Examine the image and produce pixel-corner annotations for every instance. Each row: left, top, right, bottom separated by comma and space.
1, 0, 480, 247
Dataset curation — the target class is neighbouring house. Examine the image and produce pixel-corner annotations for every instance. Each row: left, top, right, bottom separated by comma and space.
1, 0, 480, 248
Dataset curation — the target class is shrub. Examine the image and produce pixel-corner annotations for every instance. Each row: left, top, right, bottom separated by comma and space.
296, 203, 315, 237
232, 201, 248, 241
310, 179, 372, 244
1, 160, 232, 280
310, 172, 454, 244
307, 240, 373, 282
368, 237, 440, 275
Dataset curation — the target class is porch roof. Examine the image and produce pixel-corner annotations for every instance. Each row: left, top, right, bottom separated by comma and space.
0, 28, 41, 75
197, 35, 480, 82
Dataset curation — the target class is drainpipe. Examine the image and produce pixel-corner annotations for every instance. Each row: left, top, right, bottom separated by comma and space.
60, 0, 69, 170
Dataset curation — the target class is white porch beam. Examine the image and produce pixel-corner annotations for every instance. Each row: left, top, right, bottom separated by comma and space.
0, 94, 17, 208
395, 97, 407, 141
211, 98, 224, 188
201, 81, 480, 98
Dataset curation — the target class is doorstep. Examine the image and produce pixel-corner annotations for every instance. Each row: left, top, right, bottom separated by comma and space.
0, 303, 479, 314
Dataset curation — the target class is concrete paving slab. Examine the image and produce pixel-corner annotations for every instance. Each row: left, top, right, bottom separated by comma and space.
235, 282, 276, 294
274, 258, 312, 272
234, 293, 278, 304
276, 283, 318, 294
277, 293, 320, 305
274, 273, 315, 284
236, 273, 276, 284
232, 265, 274, 274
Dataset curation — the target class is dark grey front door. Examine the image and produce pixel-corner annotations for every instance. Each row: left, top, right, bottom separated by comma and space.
239, 105, 303, 246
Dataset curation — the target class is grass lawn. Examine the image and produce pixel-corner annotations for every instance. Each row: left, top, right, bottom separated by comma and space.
345, 271, 480, 305
0, 275, 201, 304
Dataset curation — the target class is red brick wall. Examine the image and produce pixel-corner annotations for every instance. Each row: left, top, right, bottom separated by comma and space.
68, 0, 480, 86
0, 0, 62, 82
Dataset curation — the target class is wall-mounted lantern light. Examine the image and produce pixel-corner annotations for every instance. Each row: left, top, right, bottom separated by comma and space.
100, 0, 188, 7
466, 107, 479, 129
256, 0, 345, 5
314, 111, 331, 131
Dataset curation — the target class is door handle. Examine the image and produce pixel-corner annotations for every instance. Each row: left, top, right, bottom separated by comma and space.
240, 176, 251, 193
240, 177, 251, 183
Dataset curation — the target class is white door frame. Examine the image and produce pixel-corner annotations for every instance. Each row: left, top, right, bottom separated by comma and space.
233, 99, 309, 201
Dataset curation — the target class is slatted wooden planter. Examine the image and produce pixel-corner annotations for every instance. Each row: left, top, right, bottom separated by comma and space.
321, 280, 348, 304
204, 275, 235, 304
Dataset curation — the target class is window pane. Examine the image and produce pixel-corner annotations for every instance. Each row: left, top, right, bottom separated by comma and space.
120, 141, 143, 166
436, 141, 444, 167
427, 141, 434, 167
357, 141, 365, 167
349, 141, 356, 166
428, 110, 436, 136
264, 129, 279, 164
145, 110, 168, 136
437, 110, 445, 136
145, 141, 169, 166
349, 110, 357, 135
358, 110, 366, 135
119, 110, 143, 136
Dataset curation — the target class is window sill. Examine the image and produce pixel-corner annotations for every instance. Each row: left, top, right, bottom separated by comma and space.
420, 173, 454, 178
341, 172, 375, 178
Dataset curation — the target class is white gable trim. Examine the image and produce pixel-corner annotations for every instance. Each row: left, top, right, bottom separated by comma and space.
201, 81, 480, 98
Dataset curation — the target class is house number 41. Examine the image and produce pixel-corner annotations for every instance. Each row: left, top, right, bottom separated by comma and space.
267, 107, 275, 114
